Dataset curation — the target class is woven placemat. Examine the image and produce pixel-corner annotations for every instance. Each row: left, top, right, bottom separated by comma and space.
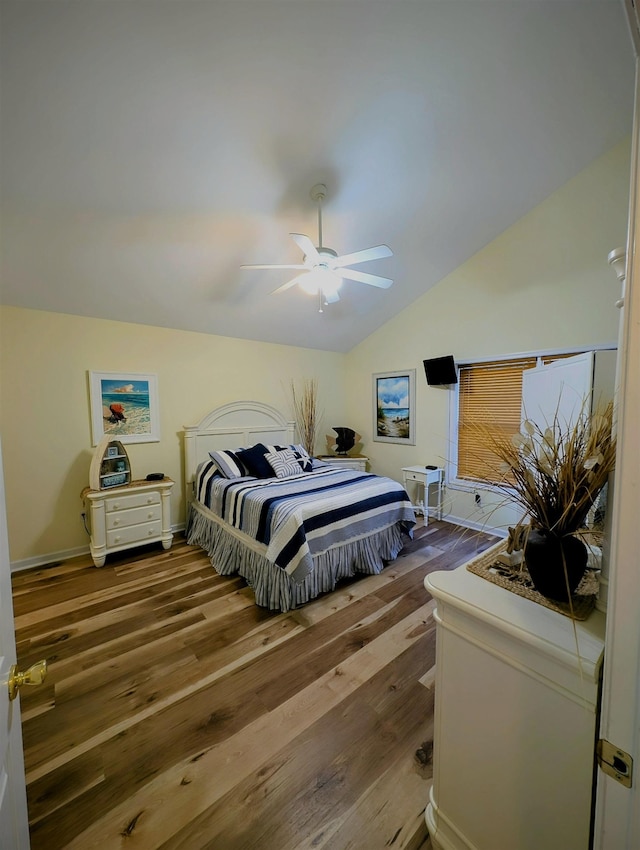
466, 543, 598, 620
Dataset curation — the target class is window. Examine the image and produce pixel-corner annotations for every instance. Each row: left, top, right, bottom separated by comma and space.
452, 351, 588, 487
455, 358, 536, 485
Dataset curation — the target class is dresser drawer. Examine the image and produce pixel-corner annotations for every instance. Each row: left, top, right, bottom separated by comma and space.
404, 470, 426, 482
106, 490, 161, 513
106, 504, 161, 531
107, 520, 162, 549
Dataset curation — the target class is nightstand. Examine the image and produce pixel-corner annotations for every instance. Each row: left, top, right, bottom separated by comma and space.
317, 455, 368, 472
82, 478, 173, 567
401, 465, 444, 524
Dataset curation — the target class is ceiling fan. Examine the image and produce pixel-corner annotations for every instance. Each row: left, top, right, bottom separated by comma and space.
240, 184, 393, 311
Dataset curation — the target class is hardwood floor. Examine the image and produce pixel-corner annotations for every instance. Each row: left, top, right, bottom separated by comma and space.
11, 520, 496, 850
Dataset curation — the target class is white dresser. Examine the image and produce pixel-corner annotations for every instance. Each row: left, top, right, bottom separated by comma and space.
424, 553, 605, 850
82, 478, 173, 567
317, 455, 368, 471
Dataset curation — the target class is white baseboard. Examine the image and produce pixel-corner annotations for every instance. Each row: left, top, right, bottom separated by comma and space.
443, 513, 507, 539
10, 523, 186, 574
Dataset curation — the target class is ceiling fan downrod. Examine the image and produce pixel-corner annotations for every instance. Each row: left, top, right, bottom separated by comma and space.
310, 183, 327, 250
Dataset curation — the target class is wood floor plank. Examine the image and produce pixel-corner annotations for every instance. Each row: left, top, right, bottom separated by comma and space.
12, 520, 497, 850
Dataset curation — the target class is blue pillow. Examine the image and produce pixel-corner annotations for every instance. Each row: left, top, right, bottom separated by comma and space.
236, 443, 275, 478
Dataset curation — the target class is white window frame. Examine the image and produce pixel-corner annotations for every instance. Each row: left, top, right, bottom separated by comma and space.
446, 343, 616, 493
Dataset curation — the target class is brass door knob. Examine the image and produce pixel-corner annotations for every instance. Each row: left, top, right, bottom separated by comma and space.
8, 659, 47, 701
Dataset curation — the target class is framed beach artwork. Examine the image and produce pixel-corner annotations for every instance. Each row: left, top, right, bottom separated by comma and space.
373, 369, 416, 445
89, 371, 160, 445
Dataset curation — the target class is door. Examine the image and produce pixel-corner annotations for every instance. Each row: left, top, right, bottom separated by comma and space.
0, 441, 31, 849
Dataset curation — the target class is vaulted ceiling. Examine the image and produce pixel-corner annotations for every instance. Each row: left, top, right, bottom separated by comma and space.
0, 1, 634, 352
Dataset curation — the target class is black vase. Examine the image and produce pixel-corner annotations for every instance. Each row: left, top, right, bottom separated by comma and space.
524, 529, 589, 603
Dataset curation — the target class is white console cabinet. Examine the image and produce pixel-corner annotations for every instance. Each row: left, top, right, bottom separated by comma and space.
424, 552, 605, 850
82, 478, 173, 567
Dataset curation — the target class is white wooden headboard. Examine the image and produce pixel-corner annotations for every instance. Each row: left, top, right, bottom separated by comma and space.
183, 400, 296, 503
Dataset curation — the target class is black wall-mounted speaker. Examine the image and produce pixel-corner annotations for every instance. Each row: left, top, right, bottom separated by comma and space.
423, 355, 458, 386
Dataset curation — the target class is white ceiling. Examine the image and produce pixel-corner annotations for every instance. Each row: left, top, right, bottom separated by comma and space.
0, 1, 634, 353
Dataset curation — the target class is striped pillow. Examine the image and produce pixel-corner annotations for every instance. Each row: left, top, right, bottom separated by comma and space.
208, 449, 247, 479
265, 448, 309, 479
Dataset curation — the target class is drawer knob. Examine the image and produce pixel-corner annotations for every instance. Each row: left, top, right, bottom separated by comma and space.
113, 519, 120, 526
148, 512, 153, 519
148, 529, 153, 536
113, 503, 120, 510
147, 497, 154, 504
114, 536, 120, 543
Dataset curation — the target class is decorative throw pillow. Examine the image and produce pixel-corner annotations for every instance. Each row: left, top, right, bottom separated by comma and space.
295, 451, 313, 472
236, 443, 275, 478
265, 443, 310, 459
265, 448, 305, 479
266, 447, 313, 478
208, 449, 246, 479
291, 443, 310, 459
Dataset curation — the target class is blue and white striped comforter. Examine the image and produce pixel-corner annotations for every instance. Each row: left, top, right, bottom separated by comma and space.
195, 462, 416, 584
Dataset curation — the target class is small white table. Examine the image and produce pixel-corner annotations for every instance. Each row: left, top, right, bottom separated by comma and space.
401, 465, 444, 524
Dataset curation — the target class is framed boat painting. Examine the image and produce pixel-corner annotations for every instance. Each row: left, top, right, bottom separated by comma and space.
89, 371, 160, 445
373, 369, 416, 445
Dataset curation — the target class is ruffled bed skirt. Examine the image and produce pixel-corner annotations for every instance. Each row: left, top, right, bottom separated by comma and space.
186, 500, 410, 612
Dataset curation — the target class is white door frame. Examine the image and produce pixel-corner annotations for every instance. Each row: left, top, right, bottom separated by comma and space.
0, 440, 31, 850
592, 3, 640, 846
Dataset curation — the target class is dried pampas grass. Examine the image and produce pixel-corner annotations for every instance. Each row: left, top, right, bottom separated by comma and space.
290, 378, 319, 457
478, 401, 616, 537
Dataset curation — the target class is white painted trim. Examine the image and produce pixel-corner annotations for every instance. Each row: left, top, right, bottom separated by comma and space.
441, 513, 507, 539
592, 36, 640, 850
454, 342, 617, 369
9, 522, 186, 573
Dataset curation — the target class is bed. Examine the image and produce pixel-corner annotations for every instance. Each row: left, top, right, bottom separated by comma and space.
184, 401, 416, 612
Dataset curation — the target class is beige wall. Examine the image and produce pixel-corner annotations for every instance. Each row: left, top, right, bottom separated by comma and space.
345, 138, 630, 533
0, 308, 345, 564
0, 139, 630, 564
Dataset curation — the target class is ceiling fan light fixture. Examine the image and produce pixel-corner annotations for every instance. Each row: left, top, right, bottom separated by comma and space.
299, 268, 342, 296
241, 184, 392, 308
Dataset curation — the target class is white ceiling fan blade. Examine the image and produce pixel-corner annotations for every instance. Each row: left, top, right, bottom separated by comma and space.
333, 244, 393, 267
241, 263, 306, 270
339, 268, 393, 289
290, 233, 320, 263
271, 273, 309, 294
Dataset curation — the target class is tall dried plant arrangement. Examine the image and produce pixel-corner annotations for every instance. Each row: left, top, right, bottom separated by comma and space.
480, 401, 616, 538
290, 378, 319, 457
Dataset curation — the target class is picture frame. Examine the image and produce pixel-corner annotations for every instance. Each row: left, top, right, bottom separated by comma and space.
373, 369, 416, 445
89, 371, 160, 445
106, 446, 119, 458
